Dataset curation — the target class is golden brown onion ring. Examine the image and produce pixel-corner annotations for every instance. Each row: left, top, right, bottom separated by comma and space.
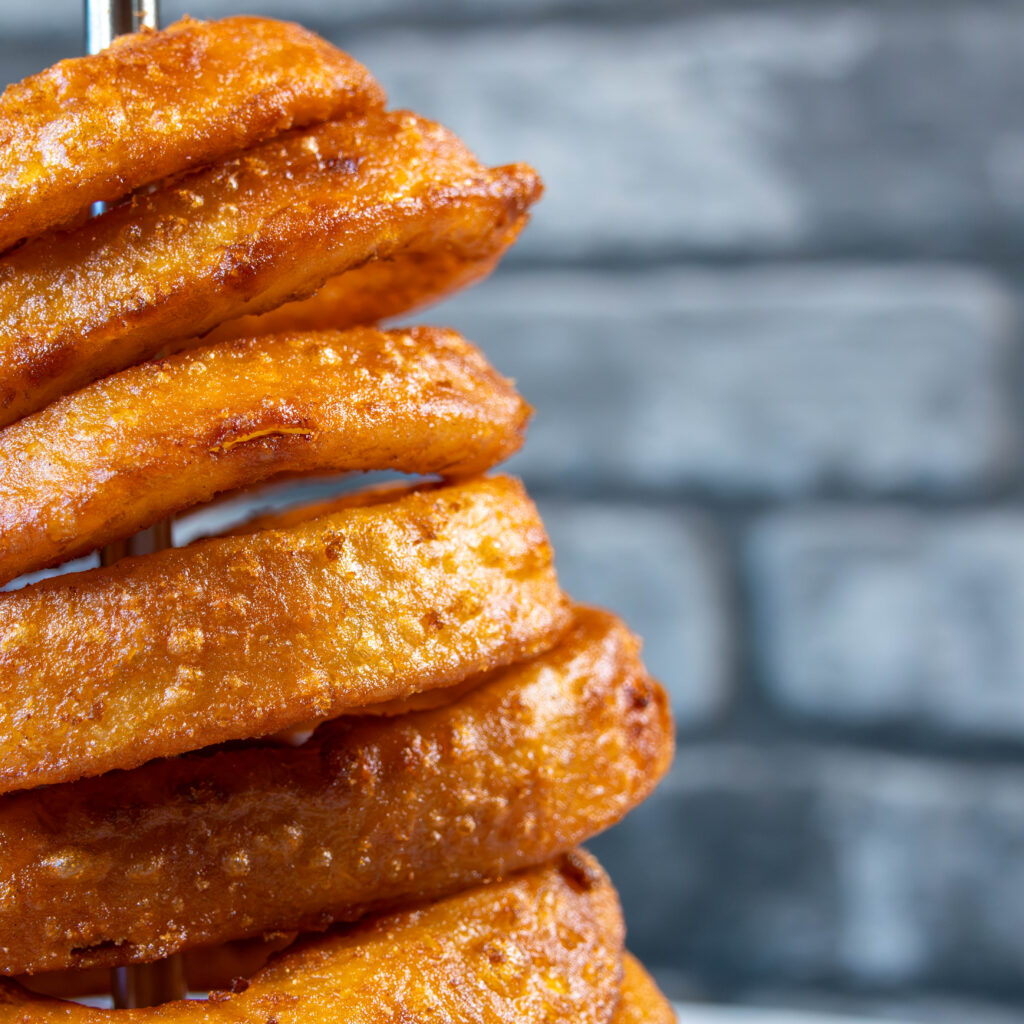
202, 222, 513, 343
0, 854, 623, 1024
0, 325, 528, 585
618, 955, 677, 1024
0, 16, 384, 254
0, 476, 569, 795
18, 949, 671, 1023
0, 111, 540, 428
0, 607, 669, 974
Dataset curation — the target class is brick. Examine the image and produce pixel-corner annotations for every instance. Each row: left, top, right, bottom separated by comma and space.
441, 266, 1018, 497
749, 510, 1024, 739
537, 499, 732, 726
591, 743, 1024, 996
346, 17, 802, 262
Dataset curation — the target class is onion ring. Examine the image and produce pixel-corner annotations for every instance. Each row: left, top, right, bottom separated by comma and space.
201, 220, 516, 343
0, 476, 570, 795
618, 954, 677, 1024
0, 16, 384, 254
18, 950, 672, 1023
0, 607, 669, 974
0, 110, 541, 427
0, 18, 673, 1019
0, 854, 623, 1024
0, 325, 528, 585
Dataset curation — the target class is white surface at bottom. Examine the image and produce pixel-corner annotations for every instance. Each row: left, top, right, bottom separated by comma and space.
674, 1007, 902, 1024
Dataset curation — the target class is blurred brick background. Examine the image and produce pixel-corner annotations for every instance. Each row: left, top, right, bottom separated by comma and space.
6, 1, 1024, 1019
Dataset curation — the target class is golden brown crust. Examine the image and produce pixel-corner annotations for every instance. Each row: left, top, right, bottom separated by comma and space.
202, 219, 514, 342
0, 855, 624, 1023
0, 325, 529, 585
0, 607, 670, 974
0, 16, 385, 254
617, 954, 677, 1024
0, 110, 541, 428
18, 945, 671, 1020
0, 476, 570, 795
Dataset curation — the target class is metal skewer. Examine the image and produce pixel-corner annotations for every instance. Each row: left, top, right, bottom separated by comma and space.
84, 0, 185, 1008
85, 0, 158, 52
110, 956, 187, 1009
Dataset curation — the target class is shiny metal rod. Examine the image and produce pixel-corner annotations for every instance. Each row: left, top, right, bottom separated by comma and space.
86, 0, 158, 52
84, 0, 181, 1009
85, 0, 167, 566
99, 517, 173, 566
110, 956, 187, 1009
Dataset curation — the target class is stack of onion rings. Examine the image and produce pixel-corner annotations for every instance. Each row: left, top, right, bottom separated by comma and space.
0, 15, 677, 1021
0, 608, 671, 973
2, 855, 674, 1023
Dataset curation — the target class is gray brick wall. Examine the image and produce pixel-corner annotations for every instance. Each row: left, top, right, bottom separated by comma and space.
593, 744, 1024, 993
5, 1, 1024, 1018
442, 267, 1019, 495
750, 511, 1024, 738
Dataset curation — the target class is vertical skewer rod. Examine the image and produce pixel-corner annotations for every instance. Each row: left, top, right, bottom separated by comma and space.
99, 517, 172, 567
86, 0, 158, 52
110, 956, 187, 1009
83, 0, 183, 1009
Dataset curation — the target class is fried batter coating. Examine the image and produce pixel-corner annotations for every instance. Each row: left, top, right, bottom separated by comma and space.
618, 955, 677, 1024
0, 111, 541, 427
0, 607, 669, 974
0, 476, 569, 795
0, 16, 384, 254
0, 855, 623, 1024
18, 948, 670, 1022
202, 220, 515, 342
0, 326, 529, 585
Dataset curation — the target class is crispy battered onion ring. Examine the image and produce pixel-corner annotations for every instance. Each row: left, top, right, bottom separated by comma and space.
18, 950, 672, 1023
202, 225, 515, 343
0, 476, 570, 795
0, 16, 384, 254
0, 111, 541, 427
618, 955, 677, 1024
0, 855, 623, 1024
0, 607, 670, 974
0, 21, 674, 1020
0, 326, 528, 585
